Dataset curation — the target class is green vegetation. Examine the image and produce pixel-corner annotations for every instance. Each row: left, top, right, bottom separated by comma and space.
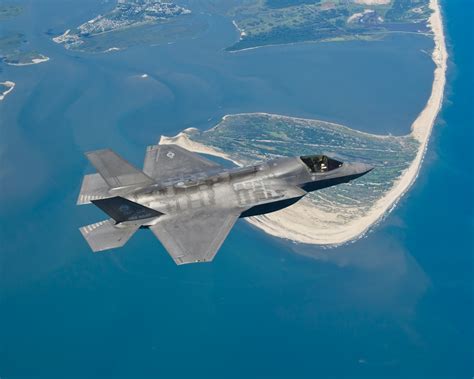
182, 113, 419, 215
226, 0, 431, 51
385, 0, 431, 22
0, 7, 49, 66
266, 0, 321, 9
0, 33, 48, 65
52, 0, 201, 53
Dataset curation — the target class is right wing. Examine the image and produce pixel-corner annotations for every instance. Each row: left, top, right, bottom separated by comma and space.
86, 149, 154, 189
149, 209, 239, 265
143, 144, 221, 182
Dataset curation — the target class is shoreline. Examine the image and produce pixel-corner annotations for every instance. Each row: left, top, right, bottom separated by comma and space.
6, 54, 50, 66
0, 81, 15, 101
160, 0, 447, 246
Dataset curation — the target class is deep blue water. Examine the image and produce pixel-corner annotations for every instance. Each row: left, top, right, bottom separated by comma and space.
1, 0, 472, 378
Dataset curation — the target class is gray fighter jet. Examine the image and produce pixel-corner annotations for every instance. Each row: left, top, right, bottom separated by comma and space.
77, 144, 372, 264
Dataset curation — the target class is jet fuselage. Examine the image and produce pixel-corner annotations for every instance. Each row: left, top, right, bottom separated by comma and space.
124, 156, 372, 225
78, 145, 373, 264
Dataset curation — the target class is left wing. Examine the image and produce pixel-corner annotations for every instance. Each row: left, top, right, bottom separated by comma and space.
149, 209, 239, 265
143, 144, 222, 182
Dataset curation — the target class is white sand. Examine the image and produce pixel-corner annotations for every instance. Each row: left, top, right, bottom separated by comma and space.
0, 81, 15, 101
6, 54, 50, 66
31, 56, 50, 64
348, 10, 375, 23
159, 0, 447, 246
232, 20, 247, 39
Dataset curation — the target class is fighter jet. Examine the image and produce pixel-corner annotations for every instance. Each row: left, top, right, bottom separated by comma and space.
77, 144, 372, 265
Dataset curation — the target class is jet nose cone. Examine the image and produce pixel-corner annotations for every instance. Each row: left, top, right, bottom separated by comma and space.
350, 162, 374, 178
355, 162, 374, 175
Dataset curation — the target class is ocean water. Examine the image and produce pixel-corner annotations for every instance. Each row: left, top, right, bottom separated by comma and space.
0, 0, 472, 378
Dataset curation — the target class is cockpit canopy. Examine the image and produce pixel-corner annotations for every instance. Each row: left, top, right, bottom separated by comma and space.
300, 155, 343, 173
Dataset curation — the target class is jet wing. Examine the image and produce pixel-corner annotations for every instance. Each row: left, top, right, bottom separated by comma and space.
143, 144, 222, 182
149, 210, 239, 265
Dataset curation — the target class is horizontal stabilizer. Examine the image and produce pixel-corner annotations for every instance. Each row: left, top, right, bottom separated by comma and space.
92, 196, 163, 223
86, 149, 154, 189
77, 173, 109, 205
79, 219, 139, 252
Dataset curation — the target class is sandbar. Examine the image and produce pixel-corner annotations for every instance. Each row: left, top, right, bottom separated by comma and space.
0, 81, 15, 101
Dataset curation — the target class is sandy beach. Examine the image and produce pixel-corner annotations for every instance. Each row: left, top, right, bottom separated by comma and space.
160, 0, 447, 246
6, 54, 50, 66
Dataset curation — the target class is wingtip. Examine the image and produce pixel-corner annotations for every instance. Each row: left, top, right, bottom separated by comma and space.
84, 148, 111, 158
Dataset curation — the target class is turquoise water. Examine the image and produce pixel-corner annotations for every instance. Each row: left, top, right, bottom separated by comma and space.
1, 0, 472, 377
